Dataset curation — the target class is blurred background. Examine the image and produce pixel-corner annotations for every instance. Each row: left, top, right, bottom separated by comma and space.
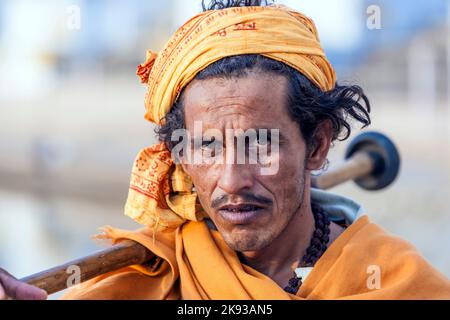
0, 0, 449, 299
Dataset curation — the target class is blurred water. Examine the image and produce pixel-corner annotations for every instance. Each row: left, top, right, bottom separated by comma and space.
0, 188, 140, 299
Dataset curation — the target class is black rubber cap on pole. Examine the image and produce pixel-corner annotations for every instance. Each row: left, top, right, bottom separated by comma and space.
345, 131, 401, 190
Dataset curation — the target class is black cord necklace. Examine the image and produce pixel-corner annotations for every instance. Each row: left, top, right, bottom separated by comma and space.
283, 203, 331, 294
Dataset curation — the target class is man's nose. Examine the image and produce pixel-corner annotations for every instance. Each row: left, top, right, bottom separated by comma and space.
217, 163, 254, 195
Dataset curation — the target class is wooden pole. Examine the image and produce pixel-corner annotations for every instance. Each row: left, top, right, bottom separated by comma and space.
312, 151, 374, 190
20, 240, 154, 295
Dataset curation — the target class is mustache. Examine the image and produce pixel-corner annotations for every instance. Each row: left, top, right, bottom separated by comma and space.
211, 192, 273, 209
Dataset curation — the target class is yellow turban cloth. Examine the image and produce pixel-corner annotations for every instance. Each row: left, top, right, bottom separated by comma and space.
126, 5, 336, 231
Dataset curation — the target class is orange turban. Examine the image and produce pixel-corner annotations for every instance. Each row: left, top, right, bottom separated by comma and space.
126, 5, 336, 231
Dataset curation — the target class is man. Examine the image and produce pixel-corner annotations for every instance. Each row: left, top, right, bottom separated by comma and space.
1, 0, 450, 300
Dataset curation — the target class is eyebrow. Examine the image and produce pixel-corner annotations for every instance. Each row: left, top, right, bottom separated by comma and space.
189, 128, 286, 142
247, 128, 285, 143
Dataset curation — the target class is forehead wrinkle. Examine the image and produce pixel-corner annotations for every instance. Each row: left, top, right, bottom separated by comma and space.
199, 113, 246, 133
183, 74, 291, 131
198, 98, 287, 132
202, 95, 263, 114
200, 114, 285, 136
184, 73, 287, 111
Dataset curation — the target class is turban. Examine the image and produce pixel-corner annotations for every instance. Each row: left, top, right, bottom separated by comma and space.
125, 5, 336, 231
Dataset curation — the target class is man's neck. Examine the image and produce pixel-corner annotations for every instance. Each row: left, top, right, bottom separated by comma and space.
238, 194, 316, 287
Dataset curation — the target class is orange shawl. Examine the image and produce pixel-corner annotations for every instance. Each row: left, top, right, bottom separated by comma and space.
62, 216, 450, 300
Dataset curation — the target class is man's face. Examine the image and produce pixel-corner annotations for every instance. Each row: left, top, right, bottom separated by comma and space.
180, 72, 309, 252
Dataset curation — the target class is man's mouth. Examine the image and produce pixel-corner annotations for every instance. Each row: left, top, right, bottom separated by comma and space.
217, 203, 265, 224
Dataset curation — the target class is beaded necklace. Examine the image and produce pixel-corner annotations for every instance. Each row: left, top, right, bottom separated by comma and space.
283, 203, 331, 294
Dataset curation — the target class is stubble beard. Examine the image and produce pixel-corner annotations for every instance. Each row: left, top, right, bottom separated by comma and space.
225, 171, 307, 253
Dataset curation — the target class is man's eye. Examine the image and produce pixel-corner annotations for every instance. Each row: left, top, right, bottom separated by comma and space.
256, 136, 271, 146
252, 131, 273, 147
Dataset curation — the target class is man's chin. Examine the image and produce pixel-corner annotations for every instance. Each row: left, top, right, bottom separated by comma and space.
222, 228, 274, 252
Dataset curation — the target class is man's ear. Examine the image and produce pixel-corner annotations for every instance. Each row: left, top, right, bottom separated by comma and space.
305, 120, 333, 171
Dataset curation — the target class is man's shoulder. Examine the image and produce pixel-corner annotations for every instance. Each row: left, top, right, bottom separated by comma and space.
339, 215, 433, 267
346, 216, 416, 251
331, 215, 450, 298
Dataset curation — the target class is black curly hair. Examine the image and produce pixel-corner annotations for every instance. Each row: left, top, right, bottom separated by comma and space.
202, 0, 273, 11
156, 1, 371, 158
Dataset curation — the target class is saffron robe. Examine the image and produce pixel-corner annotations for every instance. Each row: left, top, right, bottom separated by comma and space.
62, 190, 450, 300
